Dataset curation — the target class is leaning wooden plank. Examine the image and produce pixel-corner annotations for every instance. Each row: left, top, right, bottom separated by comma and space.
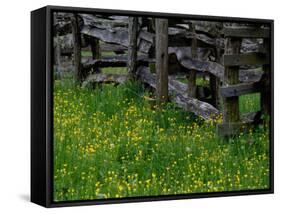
167, 46, 224, 79
168, 47, 212, 62
83, 55, 153, 71
223, 52, 269, 66
137, 66, 219, 120
168, 28, 224, 49
180, 57, 224, 79
82, 73, 128, 88
169, 20, 223, 37
100, 43, 127, 53
220, 81, 261, 97
223, 27, 270, 38
81, 25, 129, 46
165, 50, 263, 83
79, 14, 128, 29
81, 26, 152, 54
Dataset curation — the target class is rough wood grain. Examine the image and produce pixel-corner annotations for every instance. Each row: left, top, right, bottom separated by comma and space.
81, 25, 152, 54
188, 23, 197, 98
260, 38, 271, 115
155, 19, 169, 103
82, 73, 128, 88
223, 52, 269, 66
83, 55, 152, 71
223, 27, 270, 38
100, 43, 127, 53
79, 14, 128, 30
128, 17, 138, 79
71, 14, 83, 82
210, 73, 220, 108
169, 20, 223, 37
222, 37, 242, 124
89, 37, 101, 73
220, 81, 261, 97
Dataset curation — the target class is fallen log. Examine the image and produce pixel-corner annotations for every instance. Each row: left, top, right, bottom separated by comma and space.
137, 66, 220, 120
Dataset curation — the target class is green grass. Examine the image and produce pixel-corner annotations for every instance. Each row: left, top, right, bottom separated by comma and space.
239, 93, 261, 113
102, 67, 128, 74
53, 78, 270, 202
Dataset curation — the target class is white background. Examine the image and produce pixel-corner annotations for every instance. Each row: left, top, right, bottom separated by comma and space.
0, 0, 280, 213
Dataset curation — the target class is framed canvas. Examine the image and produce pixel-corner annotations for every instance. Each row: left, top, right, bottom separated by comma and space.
31, 5, 274, 207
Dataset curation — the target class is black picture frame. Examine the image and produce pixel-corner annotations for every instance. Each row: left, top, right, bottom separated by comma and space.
31, 5, 274, 208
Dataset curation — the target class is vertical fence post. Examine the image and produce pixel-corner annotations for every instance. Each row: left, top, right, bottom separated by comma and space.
261, 38, 270, 115
148, 18, 156, 73
223, 38, 241, 123
210, 74, 220, 108
188, 23, 197, 98
210, 29, 223, 108
71, 13, 82, 83
54, 36, 62, 80
155, 18, 169, 104
128, 17, 138, 79
89, 37, 101, 73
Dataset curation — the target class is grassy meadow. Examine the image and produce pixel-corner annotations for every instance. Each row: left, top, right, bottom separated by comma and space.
53, 73, 270, 202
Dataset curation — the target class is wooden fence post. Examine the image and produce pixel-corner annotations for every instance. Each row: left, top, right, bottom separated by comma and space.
128, 17, 138, 79
223, 38, 242, 123
55, 37, 62, 79
210, 44, 222, 108
188, 23, 197, 98
210, 74, 220, 107
261, 38, 271, 115
89, 37, 101, 73
71, 13, 82, 83
155, 18, 169, 104
148, 18, 156, 73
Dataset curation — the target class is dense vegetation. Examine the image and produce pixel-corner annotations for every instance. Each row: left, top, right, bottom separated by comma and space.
53, 77, 270, 202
